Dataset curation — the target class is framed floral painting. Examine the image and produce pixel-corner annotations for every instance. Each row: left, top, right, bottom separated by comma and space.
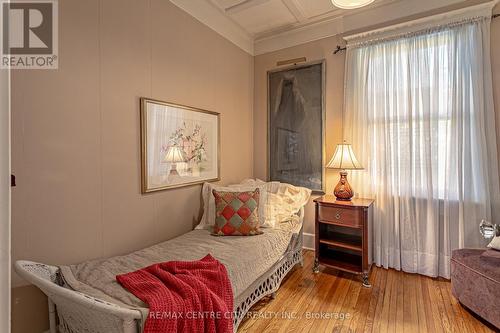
140, 98, 220, 193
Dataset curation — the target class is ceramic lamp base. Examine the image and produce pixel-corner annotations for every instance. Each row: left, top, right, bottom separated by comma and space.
334, 171, 354, 201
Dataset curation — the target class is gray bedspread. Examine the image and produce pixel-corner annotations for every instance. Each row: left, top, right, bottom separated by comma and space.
60, 221, 300, 314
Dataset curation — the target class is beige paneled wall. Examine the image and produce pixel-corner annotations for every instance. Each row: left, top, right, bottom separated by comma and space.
10, 1, 253, 332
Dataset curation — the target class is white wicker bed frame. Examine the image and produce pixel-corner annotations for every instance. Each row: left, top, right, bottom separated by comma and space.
15, 214, 304, 333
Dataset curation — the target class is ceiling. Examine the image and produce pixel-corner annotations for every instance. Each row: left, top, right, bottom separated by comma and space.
169, 0, 486, 55
209, 0, 397, 39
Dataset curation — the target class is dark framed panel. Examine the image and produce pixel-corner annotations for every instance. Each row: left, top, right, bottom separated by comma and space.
267, 60, 325, 193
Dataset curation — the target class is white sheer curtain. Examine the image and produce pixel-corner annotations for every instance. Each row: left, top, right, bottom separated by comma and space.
344, 9, 500, 278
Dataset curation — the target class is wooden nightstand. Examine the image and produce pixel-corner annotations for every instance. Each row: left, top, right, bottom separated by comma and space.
313, 195, 374, 287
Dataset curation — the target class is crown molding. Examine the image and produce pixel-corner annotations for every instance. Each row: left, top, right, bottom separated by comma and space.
169, 0, 254, 55
252, 0, 388, 40
254, 0, 466, 55
254, 16, 345, 55
170, 0, 487, 57
344, 0, 498, 44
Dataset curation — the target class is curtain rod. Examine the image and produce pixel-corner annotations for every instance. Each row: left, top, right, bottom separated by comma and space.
333, 13, 500, 55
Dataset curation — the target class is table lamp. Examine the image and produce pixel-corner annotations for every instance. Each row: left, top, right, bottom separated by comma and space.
163, 145, 186, 177
479, 220, 500, 239
326, 142, 363, 201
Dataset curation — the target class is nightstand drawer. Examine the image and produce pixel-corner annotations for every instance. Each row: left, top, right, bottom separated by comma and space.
318, 205, 362, 228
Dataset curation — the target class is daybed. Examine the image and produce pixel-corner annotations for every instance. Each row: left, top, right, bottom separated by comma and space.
15, 181, 308, 333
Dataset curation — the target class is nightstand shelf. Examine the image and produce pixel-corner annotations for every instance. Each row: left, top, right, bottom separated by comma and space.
317, 219, 363, 229
314, 195, 374, 287
319, 233, 362, 252
318, 252, 362, 274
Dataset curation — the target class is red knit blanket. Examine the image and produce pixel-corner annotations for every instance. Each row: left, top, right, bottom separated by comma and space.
116, 254, 234, 333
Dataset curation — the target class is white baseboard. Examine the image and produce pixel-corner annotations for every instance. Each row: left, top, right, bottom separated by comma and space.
302, 232, 315, 251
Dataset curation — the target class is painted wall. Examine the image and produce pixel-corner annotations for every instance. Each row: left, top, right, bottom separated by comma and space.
1, 51, 11, 333
253, 3, 500, 249
10, 0, 253, 332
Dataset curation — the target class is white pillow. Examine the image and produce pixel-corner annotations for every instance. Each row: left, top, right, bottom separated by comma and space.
487, 236, 500, 251
196, 182, 271, 230
229, 180, 281, 228
234, 178, 266, 186
263, 192, 290, 226
262, 183, 311, 226
196, 180, 312, 230
277, 183, 312, 215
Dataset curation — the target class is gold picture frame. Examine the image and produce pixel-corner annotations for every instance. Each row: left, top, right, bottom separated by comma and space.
140, 97, 220, 193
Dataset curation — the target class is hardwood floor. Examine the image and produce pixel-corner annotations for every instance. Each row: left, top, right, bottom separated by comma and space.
238, 250, 496, 333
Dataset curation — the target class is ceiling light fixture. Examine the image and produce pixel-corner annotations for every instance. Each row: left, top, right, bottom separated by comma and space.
331, 0, 375, 9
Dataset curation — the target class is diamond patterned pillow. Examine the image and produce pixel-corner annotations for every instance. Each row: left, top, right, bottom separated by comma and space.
212, 189, 263, 236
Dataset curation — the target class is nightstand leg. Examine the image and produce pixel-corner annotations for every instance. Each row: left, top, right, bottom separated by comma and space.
313, 258, 320, 273
362, 273, 371, 288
